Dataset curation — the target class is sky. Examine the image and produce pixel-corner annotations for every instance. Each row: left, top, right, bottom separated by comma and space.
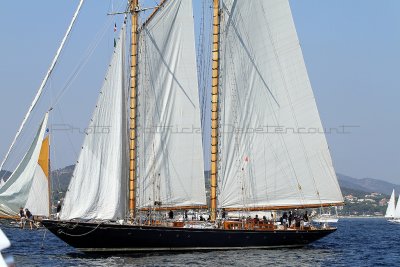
0, 0, 399, 184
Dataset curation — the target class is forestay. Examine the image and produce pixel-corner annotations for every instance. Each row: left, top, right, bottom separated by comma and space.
60, 26, 128, 220
218, 0, 343, 209
0, 114, 49, 217
136, 0, 206, 208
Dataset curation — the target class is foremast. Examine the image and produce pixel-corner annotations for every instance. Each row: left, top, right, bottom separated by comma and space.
129, 0, 139, 220
210, 0, 220, 222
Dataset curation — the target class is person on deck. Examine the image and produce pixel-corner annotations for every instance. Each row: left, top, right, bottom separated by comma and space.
303, 210, 309, 222
282, 212, 288, 226
25, 208, 35, 230
254, 215, 259, 223
168, 210, 174, 219
288, 211, 293, 227
56, 201, 62, 220
19, 207, 26, 229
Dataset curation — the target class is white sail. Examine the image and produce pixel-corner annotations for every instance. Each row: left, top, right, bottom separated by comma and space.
60, 26, 128, 220
0, 114, 49, 217
24, 167, 49, 217
136, 0, 206, 208
0, 0, 84, 172
393, 194, 400, 218
25, 137, 50, 217
218, 0, 343, 209
385, 189, 396, 218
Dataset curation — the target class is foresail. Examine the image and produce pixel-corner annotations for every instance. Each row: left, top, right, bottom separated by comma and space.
60, 26, 128, 220
0, 114, 49, 217
25, 136, 50, 217
385, 189, 396, 218
218, 0, 343, 209
137, 0, 206, 208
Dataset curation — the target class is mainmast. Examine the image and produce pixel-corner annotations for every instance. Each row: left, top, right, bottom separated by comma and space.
129, 0, 139, 220
210, 0, 220, 222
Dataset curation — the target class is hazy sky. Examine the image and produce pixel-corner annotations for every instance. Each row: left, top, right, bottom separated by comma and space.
0, 0, 399, 184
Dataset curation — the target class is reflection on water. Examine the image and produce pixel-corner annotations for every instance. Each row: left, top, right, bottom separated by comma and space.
1, 218, 399, 266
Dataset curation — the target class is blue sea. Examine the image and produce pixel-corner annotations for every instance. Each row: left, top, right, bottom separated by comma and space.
1, 218, 399, 266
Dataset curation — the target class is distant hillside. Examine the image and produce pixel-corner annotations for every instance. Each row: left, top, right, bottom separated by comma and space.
51, 165, 75, 201
337, 173, 400, 195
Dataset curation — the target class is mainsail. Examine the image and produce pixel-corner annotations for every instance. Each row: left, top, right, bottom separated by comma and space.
136, 0, 206, 208
217, 0, 343, 209
60, 26, 128, 220
0, 114, 49, 217
385, 189, 396, 218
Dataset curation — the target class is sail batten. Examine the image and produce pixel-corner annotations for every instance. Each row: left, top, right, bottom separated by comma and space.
137, 0, 206, 209
217, 0, 343, 209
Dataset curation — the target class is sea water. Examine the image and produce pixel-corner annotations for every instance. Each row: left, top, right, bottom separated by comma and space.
1, 218, 399, 266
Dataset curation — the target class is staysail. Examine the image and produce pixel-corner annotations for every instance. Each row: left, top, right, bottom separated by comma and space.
25, 136, 50, 217
217, 0, 343, 209
60, 26, 128, 220
136, 0, 206, 208
0, 114, 49, 217
385, 189, 396, 218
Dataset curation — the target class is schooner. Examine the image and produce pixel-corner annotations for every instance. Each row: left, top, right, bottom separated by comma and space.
14, 0, 343, 251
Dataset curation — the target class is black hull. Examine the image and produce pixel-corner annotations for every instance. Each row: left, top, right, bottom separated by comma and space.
42, 220, 336, 252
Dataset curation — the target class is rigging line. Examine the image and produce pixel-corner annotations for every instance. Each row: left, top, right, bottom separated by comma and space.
260, 3, 322, 204
58, 222, 103, 237
0, 109, 42, 182
221, 4, 303, 206
51, 1, 127, 110
320, 152, 343, 201
221, 1, 279, 108
228, 5, 273, 207
225, 2, 304, 204
54, 107, 78, 159
143, 26, 196, 108
142, 34, 189, 203
0, 0, 85, 172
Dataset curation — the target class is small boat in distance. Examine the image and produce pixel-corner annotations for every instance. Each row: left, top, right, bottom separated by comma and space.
312, 206, 339, 224
313, 214, 339, 224
386, 189, 400, 223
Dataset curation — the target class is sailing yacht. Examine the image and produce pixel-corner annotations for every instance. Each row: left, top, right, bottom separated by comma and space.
0, 1, 81, 222
386, 189, 400, 223
40, 0, 344, 251
393, 196, 400, 223
0, 114, 51, 220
